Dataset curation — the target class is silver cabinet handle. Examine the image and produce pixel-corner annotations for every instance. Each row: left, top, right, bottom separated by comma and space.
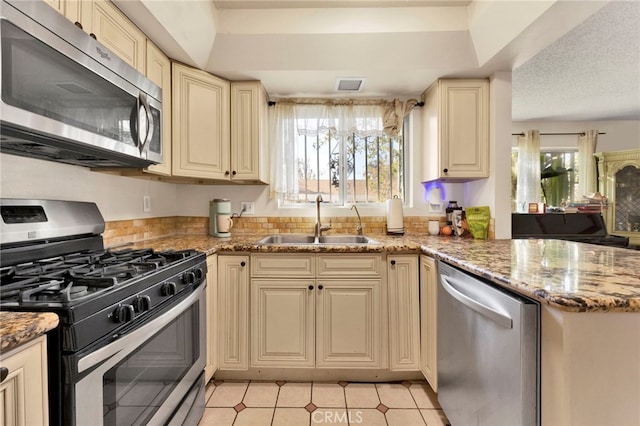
441, 275, 512, 328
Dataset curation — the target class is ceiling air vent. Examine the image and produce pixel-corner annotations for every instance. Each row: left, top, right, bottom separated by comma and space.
336, 78, 365, 92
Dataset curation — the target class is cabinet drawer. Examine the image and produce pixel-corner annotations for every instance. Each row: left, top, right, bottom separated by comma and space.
251, 254, 315, 277
316, 254, 382, 277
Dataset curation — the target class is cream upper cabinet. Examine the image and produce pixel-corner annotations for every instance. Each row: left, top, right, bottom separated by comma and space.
217, 255, 249, 370
387, 255, 420, 371
62, 0, 146, 73
144, 40, 172, 176
421, 79, 489, 182
172, 63, 231, 180
419, 255, 438, 391
230, 82, 269, 183
0, 336, 49, 426
42, 0, 62, 13
205, 254, 218, 382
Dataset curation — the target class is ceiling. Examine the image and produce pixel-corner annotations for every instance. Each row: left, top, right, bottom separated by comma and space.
115, 0, 640, 122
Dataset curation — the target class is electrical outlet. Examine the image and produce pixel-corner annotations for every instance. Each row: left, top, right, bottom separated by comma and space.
240, 201, 255, 215
143, 195, 151, 212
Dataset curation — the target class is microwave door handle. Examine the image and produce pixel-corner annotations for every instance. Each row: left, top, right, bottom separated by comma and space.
440, 275, 513, 328
136, 93, 153, 155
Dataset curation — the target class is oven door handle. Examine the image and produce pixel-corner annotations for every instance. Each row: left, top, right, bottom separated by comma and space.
77, 285, 203, 374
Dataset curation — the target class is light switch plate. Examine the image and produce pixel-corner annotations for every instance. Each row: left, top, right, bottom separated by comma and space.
241, 201, 255, 215
143, 195, 151, 212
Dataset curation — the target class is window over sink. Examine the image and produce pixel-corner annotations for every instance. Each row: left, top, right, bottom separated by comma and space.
269, 100, 412, 206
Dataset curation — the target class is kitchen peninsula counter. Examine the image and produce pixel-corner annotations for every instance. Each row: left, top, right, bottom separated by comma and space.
127, 233, 640, 313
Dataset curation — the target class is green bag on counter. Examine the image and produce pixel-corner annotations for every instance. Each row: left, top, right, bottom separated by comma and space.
465, 206, 491, 239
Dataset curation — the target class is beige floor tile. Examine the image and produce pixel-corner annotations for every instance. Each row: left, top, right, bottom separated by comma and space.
234, 408, 275, 426
349, 408, 386, 425
277, 382, 312, 407
310, 408, 349, 425
199, 407, 236, 426
312, 383, 346, 408
243, 382, 280, 407
206, 382, 249, 407
344, 383, 380, 408
376, 383, 417, 408
409, 382, 440, 409
272, 408, 311, 426
420, 408, 449, 426
205, 382, 216, 404
386, 408, 427, 426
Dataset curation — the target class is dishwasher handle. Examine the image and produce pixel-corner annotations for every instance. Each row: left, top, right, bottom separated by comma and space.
441, 274, 513, 329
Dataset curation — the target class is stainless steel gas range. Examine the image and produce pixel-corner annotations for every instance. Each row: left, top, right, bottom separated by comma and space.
0, 199, 207, 426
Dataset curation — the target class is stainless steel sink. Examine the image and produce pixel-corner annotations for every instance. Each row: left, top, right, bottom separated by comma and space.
317, 235, 378, 244
257, 235, 379, 245
257, 235, 316, 244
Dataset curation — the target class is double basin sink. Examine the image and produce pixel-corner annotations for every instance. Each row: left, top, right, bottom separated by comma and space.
258, 235, 379, 245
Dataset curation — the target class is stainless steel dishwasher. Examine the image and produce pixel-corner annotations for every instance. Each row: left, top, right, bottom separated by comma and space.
437, 261, 540, 425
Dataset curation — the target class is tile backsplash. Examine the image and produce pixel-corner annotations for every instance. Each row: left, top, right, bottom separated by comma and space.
104, 215, 495, 247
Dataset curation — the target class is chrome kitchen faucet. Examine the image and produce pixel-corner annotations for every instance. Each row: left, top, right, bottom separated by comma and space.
314, 194, 331, 241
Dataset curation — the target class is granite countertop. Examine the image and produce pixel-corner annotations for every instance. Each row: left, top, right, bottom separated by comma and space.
124, 233, 640, 313
0, 312, 59, 353
127, 234, 640, 312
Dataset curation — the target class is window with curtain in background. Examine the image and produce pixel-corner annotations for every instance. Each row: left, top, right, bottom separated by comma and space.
270, 102, 407, 206
512, 149, 580, 208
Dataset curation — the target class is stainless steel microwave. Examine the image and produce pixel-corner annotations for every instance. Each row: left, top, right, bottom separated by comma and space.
0, 0, 162, 168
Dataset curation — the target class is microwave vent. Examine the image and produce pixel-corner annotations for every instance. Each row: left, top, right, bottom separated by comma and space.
55, 82, 92, 94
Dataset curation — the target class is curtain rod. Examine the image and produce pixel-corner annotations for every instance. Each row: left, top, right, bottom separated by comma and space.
512, 132, 606, 136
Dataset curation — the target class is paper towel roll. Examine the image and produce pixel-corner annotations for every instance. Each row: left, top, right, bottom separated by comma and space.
386, 196, 404, 234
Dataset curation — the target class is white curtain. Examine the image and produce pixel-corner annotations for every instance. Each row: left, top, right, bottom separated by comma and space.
516, 130, 541, 212
577, 130, 598, 197
268, 102, 298, 199
268, 99, 417, 200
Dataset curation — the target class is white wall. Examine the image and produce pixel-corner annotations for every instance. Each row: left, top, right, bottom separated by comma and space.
0, 154, 178, 221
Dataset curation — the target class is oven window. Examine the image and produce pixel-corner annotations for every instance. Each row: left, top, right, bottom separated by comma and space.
102, 305, 199, 426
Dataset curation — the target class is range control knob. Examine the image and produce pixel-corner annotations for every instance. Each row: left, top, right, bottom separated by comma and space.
182, 271, 196, 285
161, 282, 177, 296
133, 295, 152, 313
193, 267, 205, 281
112, 304, 135, 323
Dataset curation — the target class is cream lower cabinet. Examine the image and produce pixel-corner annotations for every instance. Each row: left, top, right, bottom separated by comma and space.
217, 255, 249, 370
316, 278, 383, 368
205, 254, 218, 382
251, 279, 315, 367
0, 336, 49, 426
387, 255, 420, 371
419, 255, 438, 391
250, 253, 385, 369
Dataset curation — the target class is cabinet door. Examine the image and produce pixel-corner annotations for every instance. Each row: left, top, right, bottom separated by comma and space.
0, 336, 48, 426
63, 0, 93, 35
89, 0, 146, 73
205, 254, 218, 382
230, 81, 269, 183
251, 279, 315, 367
420, 256, 438, 391
217, 255, 249, 370
316, 279, 383, 368
144, 40, 172, 176
388, 255, 420, 371
439, 79, 489, 179
172, 63, 230, 180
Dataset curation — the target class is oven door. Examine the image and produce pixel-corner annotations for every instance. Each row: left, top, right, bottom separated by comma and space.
73, 284, 206, 426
